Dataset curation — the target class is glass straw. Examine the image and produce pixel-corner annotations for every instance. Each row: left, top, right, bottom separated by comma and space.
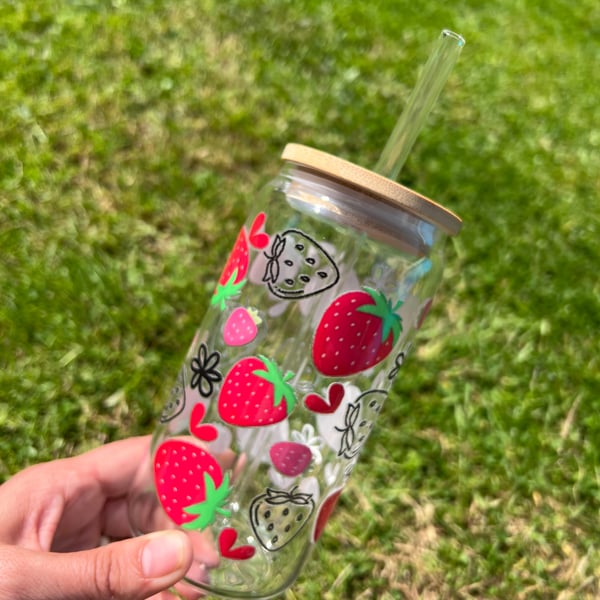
374, 29, 465, 181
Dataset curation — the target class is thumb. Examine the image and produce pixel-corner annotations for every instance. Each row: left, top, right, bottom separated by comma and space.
0, 530, 194, 600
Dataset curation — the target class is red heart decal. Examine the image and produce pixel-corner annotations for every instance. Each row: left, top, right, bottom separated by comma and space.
219, 528, 256, 560
190, 403, 219, 442
304, 382, 345, 414
249, 212, 269, 249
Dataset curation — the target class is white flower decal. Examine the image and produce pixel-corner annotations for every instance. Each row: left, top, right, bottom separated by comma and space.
291, 424, 324, 466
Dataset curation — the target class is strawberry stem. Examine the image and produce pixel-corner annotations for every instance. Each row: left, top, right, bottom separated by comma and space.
182, 472, 231, 531
358, 287, 403, 344
252, 355, 297, 415
211, 269, 246, 311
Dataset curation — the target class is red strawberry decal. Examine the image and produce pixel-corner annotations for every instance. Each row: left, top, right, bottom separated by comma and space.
223, 307, 261, 347
154, 441, 231, 529
312, 488, 343, 543
248, 212, 270, 249
218, 356, 297, 427
212, 226, 250, 310
304, 382, 345, 414
270, 441, 312, 477
312, 287, 403, 377
218, 528, 256, 560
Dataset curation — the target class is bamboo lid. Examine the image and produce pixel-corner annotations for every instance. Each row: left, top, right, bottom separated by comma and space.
281, 144, 462, 236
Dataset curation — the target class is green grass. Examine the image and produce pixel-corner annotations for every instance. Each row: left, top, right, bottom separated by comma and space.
1, 0, 599, 597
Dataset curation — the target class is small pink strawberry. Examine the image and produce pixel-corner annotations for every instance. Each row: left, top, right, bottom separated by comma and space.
312, 287, 403, 376
217, 356, 297, 427
270, 441, 312, 477
154, 441, 231, 529
223, 307, 261, 347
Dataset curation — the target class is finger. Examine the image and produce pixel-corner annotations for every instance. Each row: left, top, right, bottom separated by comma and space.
70, 436, 152, 499
0, 530, 193, 600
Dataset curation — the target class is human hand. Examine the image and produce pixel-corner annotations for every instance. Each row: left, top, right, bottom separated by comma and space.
0, 436, 208, 600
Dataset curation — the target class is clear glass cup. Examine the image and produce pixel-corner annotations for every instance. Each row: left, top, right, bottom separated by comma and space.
128, 144, 461, 599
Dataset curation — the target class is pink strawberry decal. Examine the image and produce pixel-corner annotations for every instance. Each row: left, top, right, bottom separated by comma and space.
270, 441, 312, 477
218, 528, 256, 560
212, 226, 250, 310
223, 307, 261, 347
248, 212, 270, 249
218, 356, 297, 427
304, 382, 345, 414
312, 287, 403, 377
154, 441, 231, 530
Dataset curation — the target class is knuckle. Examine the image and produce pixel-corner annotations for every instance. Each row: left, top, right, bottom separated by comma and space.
90, 547, 121, 599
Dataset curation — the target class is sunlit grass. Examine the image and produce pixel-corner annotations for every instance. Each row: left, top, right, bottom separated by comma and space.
1, 0, 599, 597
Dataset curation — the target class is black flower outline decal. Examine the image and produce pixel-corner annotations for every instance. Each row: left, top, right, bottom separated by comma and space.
190, 343, 222, 398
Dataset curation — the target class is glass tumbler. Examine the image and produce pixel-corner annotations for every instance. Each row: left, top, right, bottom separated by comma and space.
128, 143, 462, 599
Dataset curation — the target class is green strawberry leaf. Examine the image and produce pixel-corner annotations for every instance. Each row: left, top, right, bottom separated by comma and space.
182, 472, 232, 531
211, 269, 246, 311
358, 287, 403, 344
253, 355, 297, 414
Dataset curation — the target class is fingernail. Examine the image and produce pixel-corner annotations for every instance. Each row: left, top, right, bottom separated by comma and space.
142, 531, 187, 579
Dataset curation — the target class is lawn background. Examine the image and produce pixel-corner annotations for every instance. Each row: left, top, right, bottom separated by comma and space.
1, 0, 599, 598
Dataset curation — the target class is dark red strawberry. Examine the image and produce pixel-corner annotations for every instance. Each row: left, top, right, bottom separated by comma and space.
217, 356, 297, 427
312, 287, 403, 376
154, 440, 230, 529
270, 441, 312, 477
212, 226, 250, 310
312, 488, 343, 543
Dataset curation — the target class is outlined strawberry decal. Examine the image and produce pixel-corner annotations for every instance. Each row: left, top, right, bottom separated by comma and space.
262, 229, 339, 299
334, 389, 386, 459
212, 226, 250, 310
159, 367, 187, 423
312, 287, 403, 376
250, 487, 314, 551
218, 356, 297, 427
223, 307, 261, 347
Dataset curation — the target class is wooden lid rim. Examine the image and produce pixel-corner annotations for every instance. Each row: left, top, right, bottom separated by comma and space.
281, 143, 462, 236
